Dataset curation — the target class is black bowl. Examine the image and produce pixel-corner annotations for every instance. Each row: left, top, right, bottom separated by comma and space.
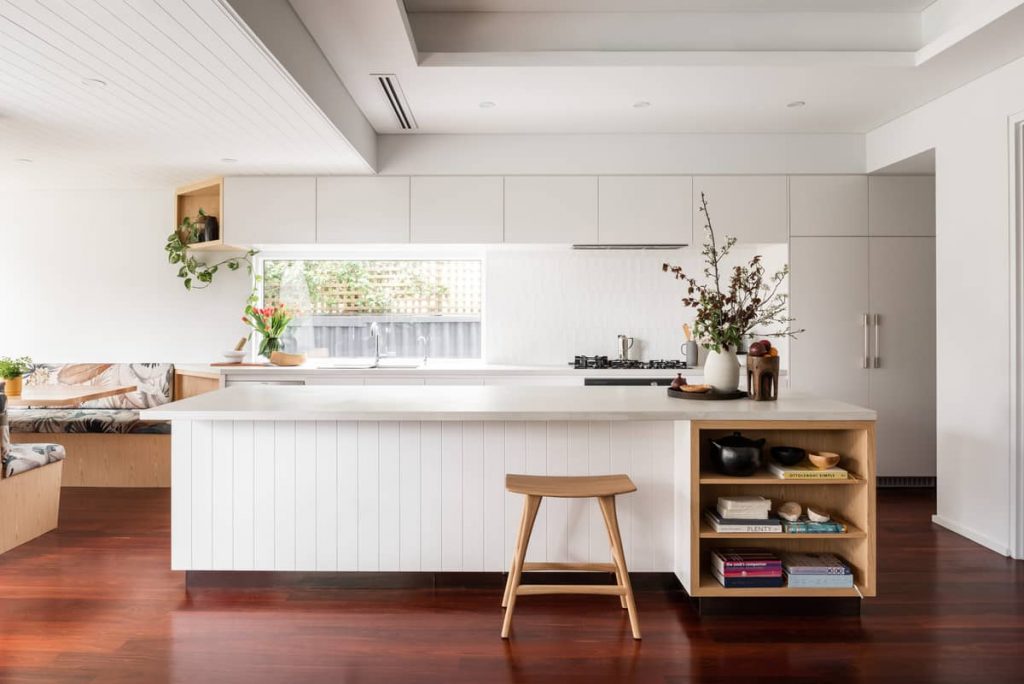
771, 445, 807, 466
710, 432, 765, 477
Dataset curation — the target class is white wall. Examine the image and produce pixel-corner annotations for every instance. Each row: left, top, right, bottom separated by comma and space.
867, 53, 1024, 556
0, 190, 251, 363
484, 244, 789, 366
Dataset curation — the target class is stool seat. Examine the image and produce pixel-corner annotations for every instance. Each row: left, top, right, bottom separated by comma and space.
504, 473, 636, 498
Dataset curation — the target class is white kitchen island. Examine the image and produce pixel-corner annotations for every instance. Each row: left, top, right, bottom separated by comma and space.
144, 385, 877, 599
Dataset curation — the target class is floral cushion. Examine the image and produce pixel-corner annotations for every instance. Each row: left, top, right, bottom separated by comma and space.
2, 442, 65, 478
25, 363, 174, 410
8, 409, 170, 435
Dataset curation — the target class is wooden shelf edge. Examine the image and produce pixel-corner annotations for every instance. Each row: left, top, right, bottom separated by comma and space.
698, 521, 867, 540
699, 471, 866, 485
695, 573, 862, 598
187, 240, 246, 252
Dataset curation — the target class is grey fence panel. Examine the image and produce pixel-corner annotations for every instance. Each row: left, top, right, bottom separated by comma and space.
281, 316, 481, 359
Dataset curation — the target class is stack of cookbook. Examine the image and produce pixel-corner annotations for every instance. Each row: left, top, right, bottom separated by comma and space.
710, 548, 784, 588
781, 552, 855, 589
704, 496, 782, 533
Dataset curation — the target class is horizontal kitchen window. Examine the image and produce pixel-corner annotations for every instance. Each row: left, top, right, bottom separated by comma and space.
260, 258, 482, 359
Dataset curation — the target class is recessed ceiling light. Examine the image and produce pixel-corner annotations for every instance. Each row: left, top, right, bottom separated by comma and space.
14, 158, 32, 164
479, 101, 496, 109
220, 157, 238, 163
81, 78, 107, 88
633, 100, 651, 109
787, 100, 806, 108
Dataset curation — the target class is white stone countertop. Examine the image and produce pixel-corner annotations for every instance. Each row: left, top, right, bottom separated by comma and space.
144, 385, 873, 422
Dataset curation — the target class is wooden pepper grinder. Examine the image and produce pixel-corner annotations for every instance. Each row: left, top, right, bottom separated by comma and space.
746, 340, 780, 401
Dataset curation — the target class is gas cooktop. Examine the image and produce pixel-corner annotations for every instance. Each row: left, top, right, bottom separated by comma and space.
571, 355, 688, 370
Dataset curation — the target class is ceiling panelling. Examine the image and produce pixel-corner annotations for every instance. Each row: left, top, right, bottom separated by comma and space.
0, 0, 370, 188
403, 1, 938, 13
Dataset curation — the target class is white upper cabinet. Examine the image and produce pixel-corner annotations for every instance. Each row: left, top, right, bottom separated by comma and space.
504, 176, 598, 244
790, 175, 868, 237
316, 177, 409, 244
598, 176, 692, 245
692, 176, 788, 244
410, 176, 504, 243
223, 176, 316, 245
869, 176, 935, 236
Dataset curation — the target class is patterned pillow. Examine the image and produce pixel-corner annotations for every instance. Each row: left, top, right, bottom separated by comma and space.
2, 442, 66, 478
25, 363, 174, 409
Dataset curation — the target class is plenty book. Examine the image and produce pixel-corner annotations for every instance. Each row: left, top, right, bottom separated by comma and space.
767, 462, 849, 480
704, 509, 782, 534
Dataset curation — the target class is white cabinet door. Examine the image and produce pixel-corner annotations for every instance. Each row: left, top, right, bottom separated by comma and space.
692, 176, 788, 244
410, 177, 503, 243
788, 237, 870, 408
363, 376, 426, 385
598, 176, 692, 245
482, 376, 583, 386
790, 176, 868, 237
424, 376, 485, 385
223, 176, 316, 245
317, 177, 409, 243
869, 237, 936, 477
869, 176, 935, 236
504, 176, 598, 244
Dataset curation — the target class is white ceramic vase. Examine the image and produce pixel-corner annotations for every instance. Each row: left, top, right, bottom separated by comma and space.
703, 349, 740, 392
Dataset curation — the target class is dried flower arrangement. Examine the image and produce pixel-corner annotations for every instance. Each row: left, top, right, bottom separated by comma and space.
662, 193, 803, 353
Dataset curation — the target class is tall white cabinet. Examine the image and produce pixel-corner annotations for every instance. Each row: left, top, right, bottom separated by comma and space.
790, 175, 936, 478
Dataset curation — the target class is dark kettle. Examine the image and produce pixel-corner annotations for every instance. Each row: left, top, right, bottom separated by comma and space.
710, 432, 766, 477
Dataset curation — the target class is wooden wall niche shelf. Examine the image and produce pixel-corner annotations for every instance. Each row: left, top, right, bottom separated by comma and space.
679, 420, 876, 599
175, 177, 238, 251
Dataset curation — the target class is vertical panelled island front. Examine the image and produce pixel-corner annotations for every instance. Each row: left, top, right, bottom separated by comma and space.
143, 385, 877, 600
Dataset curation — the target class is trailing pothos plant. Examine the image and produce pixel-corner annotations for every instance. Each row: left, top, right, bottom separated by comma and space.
662, 192, 803, 353
165, 208, 258, 290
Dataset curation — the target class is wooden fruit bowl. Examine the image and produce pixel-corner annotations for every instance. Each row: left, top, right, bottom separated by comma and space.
269, 351, 306, 367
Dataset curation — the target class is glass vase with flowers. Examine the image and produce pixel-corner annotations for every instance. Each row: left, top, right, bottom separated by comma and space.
242, 304, 293, 360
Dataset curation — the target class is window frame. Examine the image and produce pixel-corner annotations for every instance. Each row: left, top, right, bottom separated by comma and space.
252, 247, 487, 361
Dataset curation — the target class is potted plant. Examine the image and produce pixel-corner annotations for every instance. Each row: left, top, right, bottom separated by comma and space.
662, 193, 802, 392
242, 304, 293, 360
0, 356, 33, 397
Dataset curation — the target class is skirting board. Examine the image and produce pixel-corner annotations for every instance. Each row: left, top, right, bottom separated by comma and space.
185, 571, 682, 592
932, 514, 1010, 557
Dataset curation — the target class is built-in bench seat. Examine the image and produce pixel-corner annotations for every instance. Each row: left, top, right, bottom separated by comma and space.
9, 408, 170, 435
2, 396, 65, 555
11, 363, 174, 487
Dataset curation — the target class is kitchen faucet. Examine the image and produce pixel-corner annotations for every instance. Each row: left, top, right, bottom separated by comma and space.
369, 321, 382, 367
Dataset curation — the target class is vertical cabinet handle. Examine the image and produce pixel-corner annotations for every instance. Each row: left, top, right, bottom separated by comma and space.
873, 314, 881, 368
862, 314, 870, 369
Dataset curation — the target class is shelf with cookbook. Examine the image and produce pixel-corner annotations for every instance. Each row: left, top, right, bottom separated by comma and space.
679, 420, 876, 599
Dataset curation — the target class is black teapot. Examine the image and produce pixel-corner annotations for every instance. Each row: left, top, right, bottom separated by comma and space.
710, 432, 765, 476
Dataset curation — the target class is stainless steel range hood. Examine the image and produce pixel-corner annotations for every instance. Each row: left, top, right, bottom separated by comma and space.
571, 243, 688, 250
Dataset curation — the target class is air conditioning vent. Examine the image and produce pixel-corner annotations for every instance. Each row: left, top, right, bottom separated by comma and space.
373, 74, 417, 130
572, 244, 687, 251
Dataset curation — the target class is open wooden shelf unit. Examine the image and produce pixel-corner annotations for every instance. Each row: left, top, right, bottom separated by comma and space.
687, 420, 876, 599
175, 177, 241, 251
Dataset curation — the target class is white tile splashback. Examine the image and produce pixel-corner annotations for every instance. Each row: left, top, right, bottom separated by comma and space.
484, 244, 789, 366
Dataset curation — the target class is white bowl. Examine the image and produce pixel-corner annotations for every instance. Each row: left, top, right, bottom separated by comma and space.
222, 350, 246, 363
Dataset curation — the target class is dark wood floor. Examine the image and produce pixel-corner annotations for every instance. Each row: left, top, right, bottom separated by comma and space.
1, 489, 1022, 683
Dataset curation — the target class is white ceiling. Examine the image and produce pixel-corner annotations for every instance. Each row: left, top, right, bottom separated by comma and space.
0, 0, 371, 189
290, 0, 1024, 135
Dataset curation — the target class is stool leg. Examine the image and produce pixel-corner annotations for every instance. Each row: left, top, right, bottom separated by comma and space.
501, 494, 541, 639
598, 498, 628, 609
599, 495, 641, 640
502, 496, 530, 608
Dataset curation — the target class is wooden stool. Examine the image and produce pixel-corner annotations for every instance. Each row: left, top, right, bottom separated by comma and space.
501, 473, 641, 640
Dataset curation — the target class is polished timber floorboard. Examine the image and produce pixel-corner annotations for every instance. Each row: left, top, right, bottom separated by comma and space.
1, 489, 1022, 683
